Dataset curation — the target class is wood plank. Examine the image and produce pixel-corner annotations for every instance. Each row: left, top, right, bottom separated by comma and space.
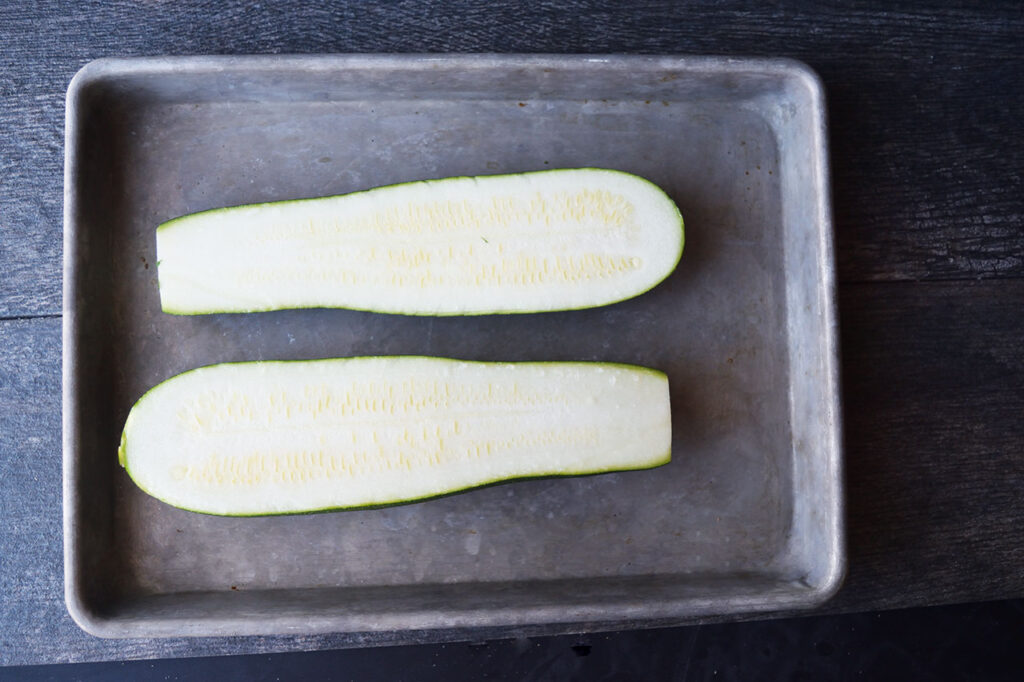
2, 1, 1023, 315
0, 317, 65, 659
4, 278, 1023, 663
831, 279, 1024, 612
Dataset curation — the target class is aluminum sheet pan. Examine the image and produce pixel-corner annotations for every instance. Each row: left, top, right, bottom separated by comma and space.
63, 54, 844, 639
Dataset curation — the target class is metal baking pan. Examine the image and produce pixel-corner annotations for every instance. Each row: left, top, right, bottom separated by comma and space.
63, 54, 844, 639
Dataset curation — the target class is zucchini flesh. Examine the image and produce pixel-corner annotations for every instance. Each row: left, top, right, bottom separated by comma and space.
118, 357, 671, 516
157, 168, 683, 315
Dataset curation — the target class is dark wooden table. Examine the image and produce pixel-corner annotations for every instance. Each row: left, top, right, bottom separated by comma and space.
2, 0, 1022, 667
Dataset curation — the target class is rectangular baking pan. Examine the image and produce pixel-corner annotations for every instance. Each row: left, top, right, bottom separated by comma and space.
63, 54, 844, 639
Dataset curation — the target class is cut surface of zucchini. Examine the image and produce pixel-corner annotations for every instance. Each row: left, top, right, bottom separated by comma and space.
157, 168, 683, 315
118, 357, 672, 516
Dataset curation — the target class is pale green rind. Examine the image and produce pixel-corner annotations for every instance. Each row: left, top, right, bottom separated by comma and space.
157, 168, 684, 316
117, 429, 127, 468
119, 357, 672, 516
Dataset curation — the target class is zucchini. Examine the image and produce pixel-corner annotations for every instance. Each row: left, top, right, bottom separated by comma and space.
157, 168, 683, 315
118, 357, 671, 516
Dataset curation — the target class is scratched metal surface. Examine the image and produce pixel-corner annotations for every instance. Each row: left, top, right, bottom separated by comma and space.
63, 55, 842, 638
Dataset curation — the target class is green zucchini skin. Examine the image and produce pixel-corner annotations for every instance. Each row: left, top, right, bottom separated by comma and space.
157, 168, 684, 316
119, 357, 672, 516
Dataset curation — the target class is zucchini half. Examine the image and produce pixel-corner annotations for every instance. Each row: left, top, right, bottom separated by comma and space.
157, 168, 684, 315
118, 357, 672, 516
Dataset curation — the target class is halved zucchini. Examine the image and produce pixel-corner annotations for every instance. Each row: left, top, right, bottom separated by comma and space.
118, 357, 672, 515
157, 168, 683, 315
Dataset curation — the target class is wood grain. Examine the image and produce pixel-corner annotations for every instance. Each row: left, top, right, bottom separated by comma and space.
1, 1, 1023, 315
833, 280, 1024, 612
0, 317, 64, 660
3, 280, 1022, 664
